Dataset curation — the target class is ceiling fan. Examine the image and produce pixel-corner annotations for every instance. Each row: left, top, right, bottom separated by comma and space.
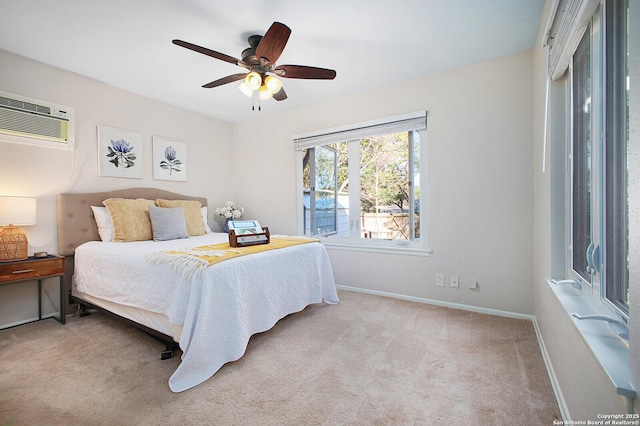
172, 21, 336, 105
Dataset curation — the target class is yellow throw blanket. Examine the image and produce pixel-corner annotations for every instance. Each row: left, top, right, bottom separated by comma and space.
145, 236, 319, 280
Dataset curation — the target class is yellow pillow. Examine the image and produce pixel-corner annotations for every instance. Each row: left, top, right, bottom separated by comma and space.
155, 199, 205, 236
103, 198, 156, 242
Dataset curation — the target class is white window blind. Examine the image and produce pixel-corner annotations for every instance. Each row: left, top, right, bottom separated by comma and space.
545, 0, 600, 80
293, 112, 427, 151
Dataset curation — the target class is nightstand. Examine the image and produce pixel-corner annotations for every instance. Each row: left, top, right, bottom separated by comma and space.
0, 255, 65, 326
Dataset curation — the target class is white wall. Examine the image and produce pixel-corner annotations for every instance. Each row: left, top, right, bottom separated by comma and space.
532, 0, 638, 419
0, 49, 234, 327
233, 50, 534, 315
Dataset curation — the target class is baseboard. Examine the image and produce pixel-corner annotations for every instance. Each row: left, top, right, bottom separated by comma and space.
335, 285, 534, 320
532, 317, 570, 421
0, 312, 59, 330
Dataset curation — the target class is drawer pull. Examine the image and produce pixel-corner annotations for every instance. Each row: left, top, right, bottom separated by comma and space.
11, 269, 35, 274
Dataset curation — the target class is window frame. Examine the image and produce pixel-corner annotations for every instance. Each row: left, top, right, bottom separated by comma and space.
304, 145, 339, 237
566, 1, 629, 321
294, 112, 431, 255
602, 0, 629, 315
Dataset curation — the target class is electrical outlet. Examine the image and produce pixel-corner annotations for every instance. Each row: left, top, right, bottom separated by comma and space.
436, 273, 445, 287
451, 275, 459, 288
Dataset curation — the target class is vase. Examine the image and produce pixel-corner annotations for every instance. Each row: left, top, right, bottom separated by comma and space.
223, 218, 232, 233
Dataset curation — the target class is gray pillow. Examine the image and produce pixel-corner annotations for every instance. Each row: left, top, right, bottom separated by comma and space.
148, 205, 189, 241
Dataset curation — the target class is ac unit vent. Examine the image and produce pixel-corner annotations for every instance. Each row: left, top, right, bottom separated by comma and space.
0, 91, 74, 149
0, 96, 51, 115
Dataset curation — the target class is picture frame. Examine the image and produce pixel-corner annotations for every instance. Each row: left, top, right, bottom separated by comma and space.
152, 136, 187, 182
97, 126, 143, 179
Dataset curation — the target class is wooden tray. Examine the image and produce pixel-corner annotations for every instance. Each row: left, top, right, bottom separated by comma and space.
228, 227, 270, 247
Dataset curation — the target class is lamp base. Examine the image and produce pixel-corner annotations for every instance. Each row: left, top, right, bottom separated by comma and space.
0, 225, 29, 262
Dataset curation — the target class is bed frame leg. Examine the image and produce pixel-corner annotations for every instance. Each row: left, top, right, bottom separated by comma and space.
74, 304, 92, 318
161, 342, 177, 360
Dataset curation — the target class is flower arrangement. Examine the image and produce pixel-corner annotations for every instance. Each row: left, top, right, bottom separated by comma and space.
215, 201, 244, 220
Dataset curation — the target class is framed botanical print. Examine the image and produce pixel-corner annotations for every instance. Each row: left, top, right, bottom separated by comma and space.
153, 136, 187, 182
97, 126, 143, 179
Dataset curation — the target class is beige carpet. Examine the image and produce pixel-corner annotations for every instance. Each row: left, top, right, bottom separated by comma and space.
0, 289, 560, 425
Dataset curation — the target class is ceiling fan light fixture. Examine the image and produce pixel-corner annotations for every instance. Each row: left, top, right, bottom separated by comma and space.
238, 81, 253, 97
245, 71, 262, 91
264, 75, 282, 94
259, 85, 273, 100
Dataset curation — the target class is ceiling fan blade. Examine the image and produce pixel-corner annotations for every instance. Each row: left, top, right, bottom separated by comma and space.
202, 73, 246, 88
273, 87, 288, 101
172, 39, 246, 68
255, 22, 291, 65
274, 65, 336, 80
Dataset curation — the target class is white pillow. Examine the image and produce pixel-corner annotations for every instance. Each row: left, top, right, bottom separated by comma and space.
201, 206, 212, 233
91, 206, 114, 242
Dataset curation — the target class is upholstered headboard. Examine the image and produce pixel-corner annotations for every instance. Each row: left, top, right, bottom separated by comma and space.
57, 188, 208, 256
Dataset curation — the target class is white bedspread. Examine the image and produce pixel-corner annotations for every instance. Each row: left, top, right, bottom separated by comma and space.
73, 233, 339, 392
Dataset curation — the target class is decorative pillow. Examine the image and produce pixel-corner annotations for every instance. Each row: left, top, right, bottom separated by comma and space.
201, 206, 211, 233
91, 206, 114, 242
155, 199, 205, 236
148, 206, 189, 241
103, 198, 156, 242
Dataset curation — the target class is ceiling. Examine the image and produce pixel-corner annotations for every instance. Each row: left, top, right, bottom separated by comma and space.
0, 0, 543, 123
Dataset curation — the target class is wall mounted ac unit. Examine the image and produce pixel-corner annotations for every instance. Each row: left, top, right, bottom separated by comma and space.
0, 91, 74, 149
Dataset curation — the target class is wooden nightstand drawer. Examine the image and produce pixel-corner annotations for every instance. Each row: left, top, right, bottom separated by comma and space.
0, 255, 64, 284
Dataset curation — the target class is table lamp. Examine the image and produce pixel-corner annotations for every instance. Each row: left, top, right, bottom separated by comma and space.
0, 196, 37, 262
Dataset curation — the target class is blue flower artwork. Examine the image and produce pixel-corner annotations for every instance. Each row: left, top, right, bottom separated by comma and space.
159, 146, 182, 175
153, 136, 186, 181
106, 138, 136, 168
98, 126, 143, 178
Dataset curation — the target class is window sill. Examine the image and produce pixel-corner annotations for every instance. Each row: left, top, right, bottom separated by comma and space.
546, 278, 636, 399
322, 240, 432, 256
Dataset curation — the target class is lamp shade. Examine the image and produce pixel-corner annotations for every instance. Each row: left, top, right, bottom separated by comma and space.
244, 72, 262, 91
0, 196, 37, 226
238, 82, 253, 97
264, 75, 282, 94
259, 85, 273, 100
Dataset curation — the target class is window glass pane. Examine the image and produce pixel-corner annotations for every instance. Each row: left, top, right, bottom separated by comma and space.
335, 141, 349, 237
572, 25, 593, 283
313, 146, 338, 235
303, 145, 345, 236
302, 148, 313, 235
604, 0, 629, 313
359, 133, 411, 240
412, 131, 421, 240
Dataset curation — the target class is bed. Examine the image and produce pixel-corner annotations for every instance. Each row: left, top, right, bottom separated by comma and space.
57, 188, 339, 392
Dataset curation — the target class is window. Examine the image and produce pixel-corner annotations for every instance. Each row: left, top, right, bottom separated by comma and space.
570, 23, 593, 284
568, 1, 629, 318
296, 112, 427, 252
603, 0, 629, 315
